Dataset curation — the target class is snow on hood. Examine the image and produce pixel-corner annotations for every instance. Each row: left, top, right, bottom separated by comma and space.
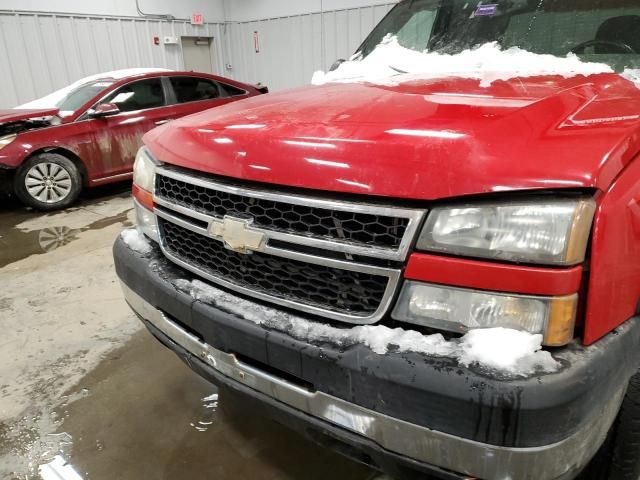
173, 278, 559, 377
312, 36, 613, 88
15, 68, 171, 110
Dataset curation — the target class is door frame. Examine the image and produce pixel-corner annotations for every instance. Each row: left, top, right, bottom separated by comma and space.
180, 36, 216, 74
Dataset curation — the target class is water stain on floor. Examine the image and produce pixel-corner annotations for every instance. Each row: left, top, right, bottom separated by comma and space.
46, 331, 376, 480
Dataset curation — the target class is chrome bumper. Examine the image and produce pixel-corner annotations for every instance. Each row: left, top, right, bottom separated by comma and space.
122, 282, 622, 480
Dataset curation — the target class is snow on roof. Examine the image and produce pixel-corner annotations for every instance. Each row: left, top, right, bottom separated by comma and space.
312, 36, 613, 88
15, 68, 171, 110
174, 278, 559, 377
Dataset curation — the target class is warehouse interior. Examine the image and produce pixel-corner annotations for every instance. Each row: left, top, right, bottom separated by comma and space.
3, 0, 640, 479
0, 0, 394, 108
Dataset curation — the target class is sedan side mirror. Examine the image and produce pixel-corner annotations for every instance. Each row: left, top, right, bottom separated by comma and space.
88, 103, 120, 118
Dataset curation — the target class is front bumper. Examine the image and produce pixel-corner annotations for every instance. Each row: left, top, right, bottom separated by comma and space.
114, 236, 640, 479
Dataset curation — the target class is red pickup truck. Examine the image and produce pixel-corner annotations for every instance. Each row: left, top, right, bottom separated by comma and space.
114, 1, 640, 479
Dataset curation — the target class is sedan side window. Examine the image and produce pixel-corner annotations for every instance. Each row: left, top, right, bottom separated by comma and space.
170, 76, 225, 103
101, 78, 165, 113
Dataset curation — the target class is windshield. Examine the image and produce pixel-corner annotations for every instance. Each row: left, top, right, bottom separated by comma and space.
56, 80, 114, 116
358, 0, 640, 72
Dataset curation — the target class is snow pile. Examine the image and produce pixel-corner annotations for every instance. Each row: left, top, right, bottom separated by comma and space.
174, 278, 559, 377
312, 36, 613, 88
120, 228, 152, 254
16, 68, 171, 110
458, 328, 558, 374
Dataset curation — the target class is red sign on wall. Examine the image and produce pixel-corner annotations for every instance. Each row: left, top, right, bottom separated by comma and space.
191, 13, 204, 25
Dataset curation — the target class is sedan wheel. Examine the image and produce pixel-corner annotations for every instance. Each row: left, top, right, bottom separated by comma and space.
14, 153, 83, 211
24, 162, 73, 204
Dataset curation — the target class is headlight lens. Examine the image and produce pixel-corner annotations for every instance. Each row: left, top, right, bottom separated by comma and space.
132, 146, 159, 242
417, 197, 596, 265
133, 147, 156, 192
392, 281, 578, 346
0, 134, 17, 150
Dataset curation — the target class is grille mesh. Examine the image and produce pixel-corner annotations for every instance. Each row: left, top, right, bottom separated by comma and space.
156, 174, 408, 249
159, 219, 389, 316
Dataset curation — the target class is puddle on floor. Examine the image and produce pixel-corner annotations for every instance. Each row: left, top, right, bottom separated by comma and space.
0, 186, 133, 268
29, 331, 377, 480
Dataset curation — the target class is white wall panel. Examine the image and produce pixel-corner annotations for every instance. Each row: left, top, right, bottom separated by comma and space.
224, 0, 395, 22
224, 3, 394, 92
0, 12, 225, 108
0, 3, 395, 107
0, 0, 226, 22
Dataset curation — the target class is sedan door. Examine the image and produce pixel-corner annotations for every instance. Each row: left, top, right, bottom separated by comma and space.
87, 77, 174, 180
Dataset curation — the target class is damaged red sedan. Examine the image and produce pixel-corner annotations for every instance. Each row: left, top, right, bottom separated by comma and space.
0, 70, 265, 210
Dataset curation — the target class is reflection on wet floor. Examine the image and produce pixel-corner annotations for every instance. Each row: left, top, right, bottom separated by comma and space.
0, 184, 133, 268
47, 331, 376, 480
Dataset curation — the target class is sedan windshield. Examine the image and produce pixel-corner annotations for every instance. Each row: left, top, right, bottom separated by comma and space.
56, 80, 114, 116
359, 0, 640, 72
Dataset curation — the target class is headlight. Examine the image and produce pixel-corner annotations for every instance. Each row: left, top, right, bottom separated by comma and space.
132, 146, 159, 242
0, 134, 17, 150
392, 281, 578, 346
417, 197, 596, 265
133, 147, 157, 192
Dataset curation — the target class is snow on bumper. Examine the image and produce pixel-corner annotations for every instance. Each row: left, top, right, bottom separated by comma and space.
114, 236, 640, 479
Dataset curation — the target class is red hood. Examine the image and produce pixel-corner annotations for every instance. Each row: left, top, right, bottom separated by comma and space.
145, 73, 640, 200
0, 108, 59, 124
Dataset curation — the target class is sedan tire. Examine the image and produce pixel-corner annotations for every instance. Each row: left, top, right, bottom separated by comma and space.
14, 153, 82, 211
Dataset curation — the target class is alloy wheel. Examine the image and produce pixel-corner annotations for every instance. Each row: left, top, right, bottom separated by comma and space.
24, 162, 73, 204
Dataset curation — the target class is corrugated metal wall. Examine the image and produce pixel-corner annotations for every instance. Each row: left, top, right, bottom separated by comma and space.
0, 4, 395, 108
225, 4, 394, 91
0, 12, 225, 108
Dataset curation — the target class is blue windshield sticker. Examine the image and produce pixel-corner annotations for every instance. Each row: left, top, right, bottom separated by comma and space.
474, 3, 498, 16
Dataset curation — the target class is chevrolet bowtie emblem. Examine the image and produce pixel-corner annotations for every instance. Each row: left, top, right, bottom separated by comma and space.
208, 216, 266, 254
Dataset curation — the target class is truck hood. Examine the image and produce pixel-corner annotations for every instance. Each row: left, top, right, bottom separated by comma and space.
145, 73, 640, 200
0, 108, 59, 124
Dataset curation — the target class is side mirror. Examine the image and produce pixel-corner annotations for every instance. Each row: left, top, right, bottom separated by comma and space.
329, 59, 346, 72
88, 103, 120, 118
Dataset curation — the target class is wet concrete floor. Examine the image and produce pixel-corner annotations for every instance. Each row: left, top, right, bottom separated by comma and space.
0, 187, 378, 479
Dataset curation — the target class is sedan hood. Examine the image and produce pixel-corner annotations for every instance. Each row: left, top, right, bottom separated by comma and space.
0, 108, 59, 125
145, 73, 640, 200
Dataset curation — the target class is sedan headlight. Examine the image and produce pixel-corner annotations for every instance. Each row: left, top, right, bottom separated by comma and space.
417, 197, 596, 265
0, 134, 17, 150
393, 281, 578, 346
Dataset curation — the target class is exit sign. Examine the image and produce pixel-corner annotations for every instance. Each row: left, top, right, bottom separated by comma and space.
191, 13, 203, 25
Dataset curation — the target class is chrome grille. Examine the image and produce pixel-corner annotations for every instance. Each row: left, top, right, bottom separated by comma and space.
156, 174, 410, 249
160, 220, 389, 315
153, 166, 424, 324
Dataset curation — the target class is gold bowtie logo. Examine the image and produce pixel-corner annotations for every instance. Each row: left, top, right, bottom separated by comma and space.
208, 216, 266, 254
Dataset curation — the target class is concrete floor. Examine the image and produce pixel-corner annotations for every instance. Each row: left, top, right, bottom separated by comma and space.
0, 187, 377, 479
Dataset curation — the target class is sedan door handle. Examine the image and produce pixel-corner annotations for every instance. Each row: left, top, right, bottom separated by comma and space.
155, 119, 171, 126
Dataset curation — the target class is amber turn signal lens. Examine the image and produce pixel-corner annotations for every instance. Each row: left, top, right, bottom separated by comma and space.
544, 294, 579, 346
133, 183, 154, 211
